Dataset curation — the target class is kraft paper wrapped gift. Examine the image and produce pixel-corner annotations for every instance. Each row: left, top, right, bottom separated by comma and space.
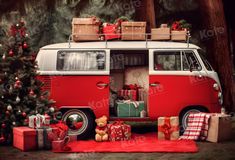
13, 127, 37, 151
72, 17, 100, 42
206, 114, 232, 143
116, 101, 145, 117
171, 30, 187, 41
121, 22, 146, 40
151, 25, 170, 40
158, 117, 180, 140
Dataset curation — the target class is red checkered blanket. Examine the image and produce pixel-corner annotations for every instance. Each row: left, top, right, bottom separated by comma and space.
180, 113, 211, 140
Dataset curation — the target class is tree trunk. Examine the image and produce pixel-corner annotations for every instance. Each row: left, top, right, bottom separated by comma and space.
134, 0, 156, 32
198, 0, 234, 111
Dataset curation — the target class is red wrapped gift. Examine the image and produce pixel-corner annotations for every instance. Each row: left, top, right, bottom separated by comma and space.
50, 121, 69, 141
108, 121, 131, 141
13, 127, 37, 151
52, 136, 71, 152
118, 89, 137, 101
102, 23, 120, 40
158, 117, 179, 140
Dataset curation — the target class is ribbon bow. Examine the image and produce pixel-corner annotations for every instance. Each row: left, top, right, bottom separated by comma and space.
158, 117, 179, 140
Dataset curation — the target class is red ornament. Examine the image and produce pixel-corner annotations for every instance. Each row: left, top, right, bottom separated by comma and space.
29, 89, 35, 96
9, 50, 14, 56
0, 136, 5, 143
1, 123, 6, 128
5, 111, 10, 115
14, 80, 21, 88
40, 95, 45, 100
22, 112, 27, 117
23, 42, 28, 49
24, 118, 29, 124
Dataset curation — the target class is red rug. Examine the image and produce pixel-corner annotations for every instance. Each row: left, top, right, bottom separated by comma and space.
54, 133, 198, 153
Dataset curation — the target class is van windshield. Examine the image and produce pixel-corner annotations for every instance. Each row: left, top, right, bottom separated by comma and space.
198, 49, 213, 71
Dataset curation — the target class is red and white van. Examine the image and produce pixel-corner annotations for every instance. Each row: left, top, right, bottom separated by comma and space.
36, 41, 222, 138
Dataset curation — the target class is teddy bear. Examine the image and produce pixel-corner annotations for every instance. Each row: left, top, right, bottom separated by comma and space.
95, 115, 108, 142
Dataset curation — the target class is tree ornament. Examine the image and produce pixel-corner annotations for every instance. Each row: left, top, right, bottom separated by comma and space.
29, 89, 35, 96
9, 50, 14, 56
2, 53, 6, 60
7, 105, 12, 111
16, 96, 21, 103
22, 112, 27, 117
18, 110, 21, 113
14, 80, 21, 88
23, 42, 28, 49
12, 122, 16, 126
25, 33, 29, 37
1, 123, 6, 128
16, 23, 20, 27
5, 110, 10, 115
49, 107, 55, 113
9, 85, 13, 93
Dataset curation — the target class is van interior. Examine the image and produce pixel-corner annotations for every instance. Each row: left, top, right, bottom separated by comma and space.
109, 50, 149, 118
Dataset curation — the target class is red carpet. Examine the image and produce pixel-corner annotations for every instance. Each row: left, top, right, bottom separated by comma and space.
54, 133, 198, 153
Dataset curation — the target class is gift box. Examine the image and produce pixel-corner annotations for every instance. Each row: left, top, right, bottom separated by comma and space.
52, 136, 71, 152
151, 25, 170, 40
207, 114, 232, 143
116, 101, 145, 117
103, 23, 121, 40
29, 114, 50, 129
121, 22, 146, 40
171, 30, 187, 41
158, 117, 179, 140
108, 121, 131, 141
13, 127, 37, 151
36, 128, 53, 150
118, 89, 137, 101
72, 17, 100, 42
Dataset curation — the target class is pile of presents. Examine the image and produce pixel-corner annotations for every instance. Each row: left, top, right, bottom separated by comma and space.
115, 84, 147, 118
72, 17, 191, 42
13, 114, 74, 152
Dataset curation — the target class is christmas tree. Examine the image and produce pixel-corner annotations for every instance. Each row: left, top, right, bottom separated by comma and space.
0, 20, 55, 144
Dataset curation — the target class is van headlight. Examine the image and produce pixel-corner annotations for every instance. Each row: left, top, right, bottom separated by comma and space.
218, 92, 223, 105
213, 83, 219, 91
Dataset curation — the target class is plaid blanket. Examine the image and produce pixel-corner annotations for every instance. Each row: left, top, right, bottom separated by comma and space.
180, 113, 211, 140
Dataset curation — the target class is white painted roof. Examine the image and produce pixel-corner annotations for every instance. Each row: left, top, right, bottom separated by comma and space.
41, 41, 200, 50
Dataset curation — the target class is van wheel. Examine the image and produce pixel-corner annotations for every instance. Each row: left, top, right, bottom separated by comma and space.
62, 109, 95, 139
180, 107, 207, 134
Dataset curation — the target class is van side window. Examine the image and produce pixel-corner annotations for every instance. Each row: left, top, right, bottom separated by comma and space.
182, 51, 202, 71
57, 51, 105, 71
154, 51, 181, 71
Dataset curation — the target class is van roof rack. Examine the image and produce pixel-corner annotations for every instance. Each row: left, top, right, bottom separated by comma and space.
68, 31, 191, 49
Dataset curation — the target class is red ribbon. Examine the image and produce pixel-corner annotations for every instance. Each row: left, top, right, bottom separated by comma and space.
158, 117, 179, 140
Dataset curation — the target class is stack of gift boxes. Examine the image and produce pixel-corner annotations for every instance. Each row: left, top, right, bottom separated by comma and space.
13, 114, 73, 152
71, 17, 191, 42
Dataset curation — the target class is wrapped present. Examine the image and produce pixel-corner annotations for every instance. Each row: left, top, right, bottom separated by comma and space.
118, 89, 137, 101
52, 136, 71, 152
36, 128, 53, 150
29, 114, 49, 129
108, 121, 131, 141
171, 30, 187, 41
207, 113, 232, 143
151, 24, 170, 40
13, 127, 37, 151
72, 17, 101, 42
121, 22, 146, 40
158, 117, 179, 140
49, 121, 69, 141
116, 100, 145, 117
102, 23, 120, 40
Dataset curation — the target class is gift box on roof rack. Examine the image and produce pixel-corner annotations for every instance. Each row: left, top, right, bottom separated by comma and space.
72, 17, 101, 42
151, 24, 171, 40
171, 20, 191, 41
158, 116, 180, 140
121, 21, 146, 40
102, 23, 121, 40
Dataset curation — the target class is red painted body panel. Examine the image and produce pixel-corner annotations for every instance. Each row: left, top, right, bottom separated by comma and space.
38, 74, 221, 120
148, 75, 221, 119
39, 75, 109, 118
